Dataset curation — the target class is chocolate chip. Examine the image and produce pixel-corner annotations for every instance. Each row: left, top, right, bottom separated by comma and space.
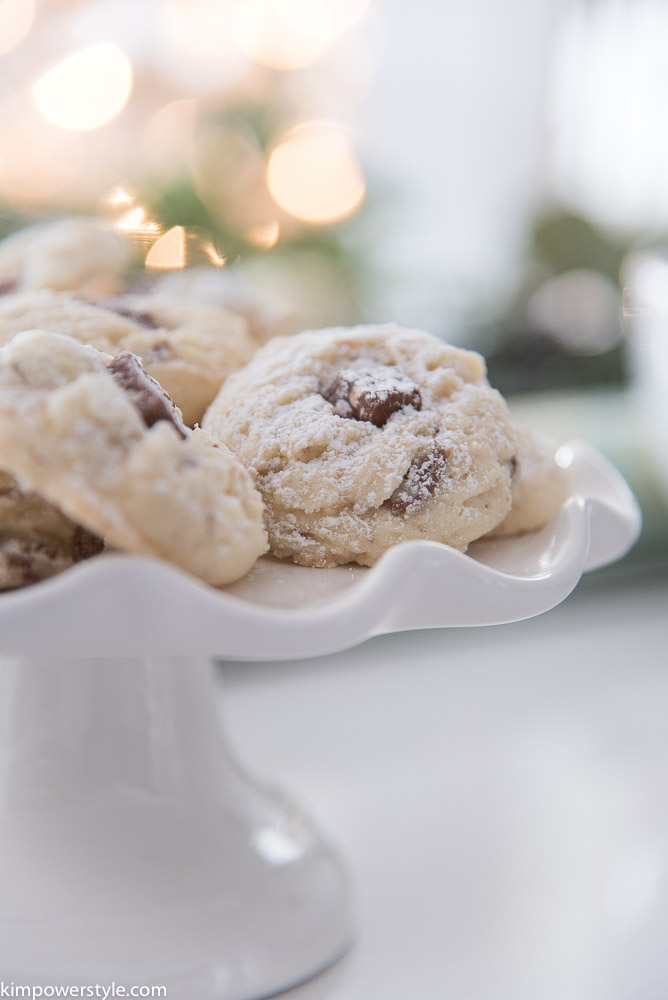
71, 526, 104, 562
104, 301, 160, 329
383, 447, 450, 513
322, 364, 422, 427
108, 352, 188, 438
0, 473, 15, 496
4, 539, 61, 584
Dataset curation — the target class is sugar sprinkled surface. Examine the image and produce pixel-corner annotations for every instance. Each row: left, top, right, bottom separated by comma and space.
204, 323, 518, 567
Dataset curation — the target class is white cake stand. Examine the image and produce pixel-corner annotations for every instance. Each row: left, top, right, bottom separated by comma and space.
0, 442, 640, 999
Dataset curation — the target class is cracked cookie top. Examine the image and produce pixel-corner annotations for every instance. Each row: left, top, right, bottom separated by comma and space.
0, 329, 267, 586
204, 323, 518, 567
0, 288, 255, 426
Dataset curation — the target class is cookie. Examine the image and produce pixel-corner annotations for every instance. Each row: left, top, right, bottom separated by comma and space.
203, 323, 517, 567
0, 289, 256, 425
0, 470, 103, 589
154, 266, 295, 345
487, 424, 570, 537
0, 217, 132, 297
0, 330, 268, 586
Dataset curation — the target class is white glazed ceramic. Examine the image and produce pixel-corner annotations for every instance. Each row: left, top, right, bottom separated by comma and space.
0, 442, 642, 660
0, 656, 352, 998
0, 441, 640, 998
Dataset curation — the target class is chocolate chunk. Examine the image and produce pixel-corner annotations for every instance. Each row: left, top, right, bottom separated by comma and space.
4, 539, 62, 585
322, 364, 422, 427
104, 301, 160, 329
108, 352, 188, 438
71, 526, 105, 562
383, 447, 450, 513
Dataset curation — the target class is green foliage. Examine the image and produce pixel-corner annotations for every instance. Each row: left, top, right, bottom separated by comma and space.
531, 211, 627, 282
478, 207, 640, 394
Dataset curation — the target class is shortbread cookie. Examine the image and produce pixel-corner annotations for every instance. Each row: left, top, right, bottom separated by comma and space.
0, 289, 255, 425
155, 266, 294, 345
487, 424, 570, 537
0, 217, 132, 297
203, 323, 518, 567
0, 330, 267, 586
0, 470, 103, 589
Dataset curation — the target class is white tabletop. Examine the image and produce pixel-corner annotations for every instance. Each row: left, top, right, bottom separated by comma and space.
220, 568, 668, 1000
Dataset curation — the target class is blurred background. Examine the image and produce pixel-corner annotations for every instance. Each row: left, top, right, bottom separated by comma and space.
2, 4, 668, 999
1, 0, 667, 580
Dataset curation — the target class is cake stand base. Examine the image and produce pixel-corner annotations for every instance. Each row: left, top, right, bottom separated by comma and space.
0, 656, 352, 999
0, 442, 642, 995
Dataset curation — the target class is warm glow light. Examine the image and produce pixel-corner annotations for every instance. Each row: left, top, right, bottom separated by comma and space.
272, 0, 331, 39
145, 226, 187, 270
116, 206, 161, 237
271, 0, 370, 39
102, 186, 136, 211
202, 241, 227, 267
33, 43, 133, 131
246, 221, 280, 248
142, 100, 197, 177
0, 0, 34, 55
163, 0, 236, 61
191, 125, 276, 234
114, 205, 162, 253
232, 0, 330, 70
267, 122, 365, 223
0, 113, 83, 204
116, 207, 145, 232
193, 127, 262, 201
158, 0, 247, 91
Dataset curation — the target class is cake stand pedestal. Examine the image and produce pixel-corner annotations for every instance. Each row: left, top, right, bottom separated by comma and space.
0, 655, 349, 997
0, 442, 641, 998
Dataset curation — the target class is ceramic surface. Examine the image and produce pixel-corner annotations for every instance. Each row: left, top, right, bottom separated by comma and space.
0, 656, 352, 998
0, 441, 640, 998
0, 442, 641, 660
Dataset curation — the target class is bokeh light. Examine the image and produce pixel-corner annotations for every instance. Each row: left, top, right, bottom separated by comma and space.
272, 0, 370, 40
246, 221, 281, 248
202, 240, 226, 267
192, 126, 262, 205
33, 43, 133, 131
159, 0, 249, 90
231, 0, 331, 70
0, 0, 34, 55
191, 123, 279, 234
99, 186, 136, 213
0, 108, 83, 204
162, 0, 234, 60
266, 121, 365, 223
142, 99, 197, 178
116, 206, 161, 237
145, 226, 188, 270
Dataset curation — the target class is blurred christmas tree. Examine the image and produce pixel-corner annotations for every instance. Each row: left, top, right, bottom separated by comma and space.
476, 210, 634, 396
0, 0, 376, 332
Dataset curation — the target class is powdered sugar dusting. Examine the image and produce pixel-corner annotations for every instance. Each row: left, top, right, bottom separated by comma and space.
383, 447, 450, 513
203, 323, 518, 566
